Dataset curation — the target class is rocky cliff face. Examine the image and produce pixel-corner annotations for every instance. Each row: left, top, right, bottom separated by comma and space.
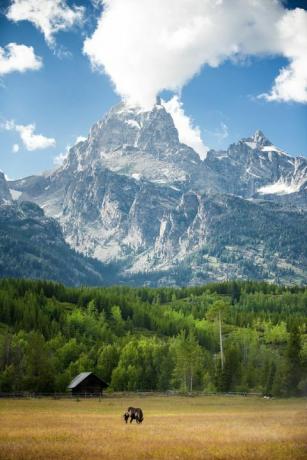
0, 171, 12, 203
0, 200, 113, 286
7, 102, 307, 286
64, 102, 200, 184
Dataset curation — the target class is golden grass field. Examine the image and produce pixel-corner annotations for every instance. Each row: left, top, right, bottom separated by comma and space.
0, 396, 306, 460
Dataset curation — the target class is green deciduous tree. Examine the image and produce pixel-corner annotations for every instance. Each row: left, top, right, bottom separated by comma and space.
172, 332, 204, 392
206, 300, 230, 370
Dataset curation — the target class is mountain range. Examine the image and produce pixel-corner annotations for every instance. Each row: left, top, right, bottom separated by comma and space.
1, 100, 307, 286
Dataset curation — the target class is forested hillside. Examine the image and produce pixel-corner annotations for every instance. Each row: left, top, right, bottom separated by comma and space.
0, 279, 306, 396
0, 202, 115, 286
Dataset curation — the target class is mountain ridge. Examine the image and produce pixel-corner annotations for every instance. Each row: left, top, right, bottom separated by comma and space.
3, 102, 307, 286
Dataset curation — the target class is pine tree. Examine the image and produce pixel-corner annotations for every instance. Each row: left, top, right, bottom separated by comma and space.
265, 361, 276, 396
285, 326, 302, 396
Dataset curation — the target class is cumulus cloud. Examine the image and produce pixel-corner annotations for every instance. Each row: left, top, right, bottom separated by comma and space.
12, 143, 20, 153
16, 124, 56, 151
7, 0, 85, 46
162, 96, 208, 159
0, 43, 42, 75
261, 8, 307, 103
3, 120, 56, 151
83, 0, 307, 107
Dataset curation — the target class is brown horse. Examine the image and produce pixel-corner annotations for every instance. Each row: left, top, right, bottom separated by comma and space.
123, 406, 144, 424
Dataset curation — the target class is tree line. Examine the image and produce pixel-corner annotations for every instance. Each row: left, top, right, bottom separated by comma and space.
0, 278, 306, 396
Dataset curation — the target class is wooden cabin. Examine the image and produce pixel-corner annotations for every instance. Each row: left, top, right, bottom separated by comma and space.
67, 372, 108, 396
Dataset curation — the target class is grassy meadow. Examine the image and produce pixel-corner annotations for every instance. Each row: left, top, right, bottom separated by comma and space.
0, 396, 306, 460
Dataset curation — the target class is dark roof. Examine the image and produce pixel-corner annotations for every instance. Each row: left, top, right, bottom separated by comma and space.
67, 372, 108, 389
68, 372, 92, 389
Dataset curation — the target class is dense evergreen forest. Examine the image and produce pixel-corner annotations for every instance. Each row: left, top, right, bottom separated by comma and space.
0, 279, 306, 396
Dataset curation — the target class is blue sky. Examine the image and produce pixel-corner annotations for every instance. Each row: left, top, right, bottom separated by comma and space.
0, 0, 306, 179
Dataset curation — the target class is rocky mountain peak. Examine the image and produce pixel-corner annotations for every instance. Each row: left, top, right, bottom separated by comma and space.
240, 129, 272, 150
62, 99, 200, 185
66, 99, 180, 165
3, 100, 307, 286
252, 129, 271, 146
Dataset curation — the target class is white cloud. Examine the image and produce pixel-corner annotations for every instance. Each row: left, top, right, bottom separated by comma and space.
12, 143, 19, 153
3, 120, 15, 131
0, 42, 42, 75
3, 120, 56, 151
83, 0, 307, 107
7, 0, 85, 46
16, 124, 56, 151
162, 96, 208, 159
261, 9, 307, 103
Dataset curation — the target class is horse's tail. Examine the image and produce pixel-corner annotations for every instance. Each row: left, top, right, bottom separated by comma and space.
138, 409, 144, 423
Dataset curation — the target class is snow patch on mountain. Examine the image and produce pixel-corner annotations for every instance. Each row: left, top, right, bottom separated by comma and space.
258, 180, 298, 195
125, 119, 141, 129
9, 189, 22, 200
261, 145, 290, 157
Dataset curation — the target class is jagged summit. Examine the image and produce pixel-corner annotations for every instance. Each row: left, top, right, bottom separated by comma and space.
241, 129, 272, 149
3, 99, 307, 285
108, 98, 167, 116
252, 129, 271, 146
61, 104, 293, 195
62, 99, 201, 185
10, 100, 306, 201
86, 99, 179, 155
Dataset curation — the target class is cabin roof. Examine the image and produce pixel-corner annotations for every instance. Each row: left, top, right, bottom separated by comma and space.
68, 372, 108, 390
68, 372, 94, 389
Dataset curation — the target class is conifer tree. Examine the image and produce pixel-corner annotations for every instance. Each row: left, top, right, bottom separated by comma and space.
285, 326, 302, 395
